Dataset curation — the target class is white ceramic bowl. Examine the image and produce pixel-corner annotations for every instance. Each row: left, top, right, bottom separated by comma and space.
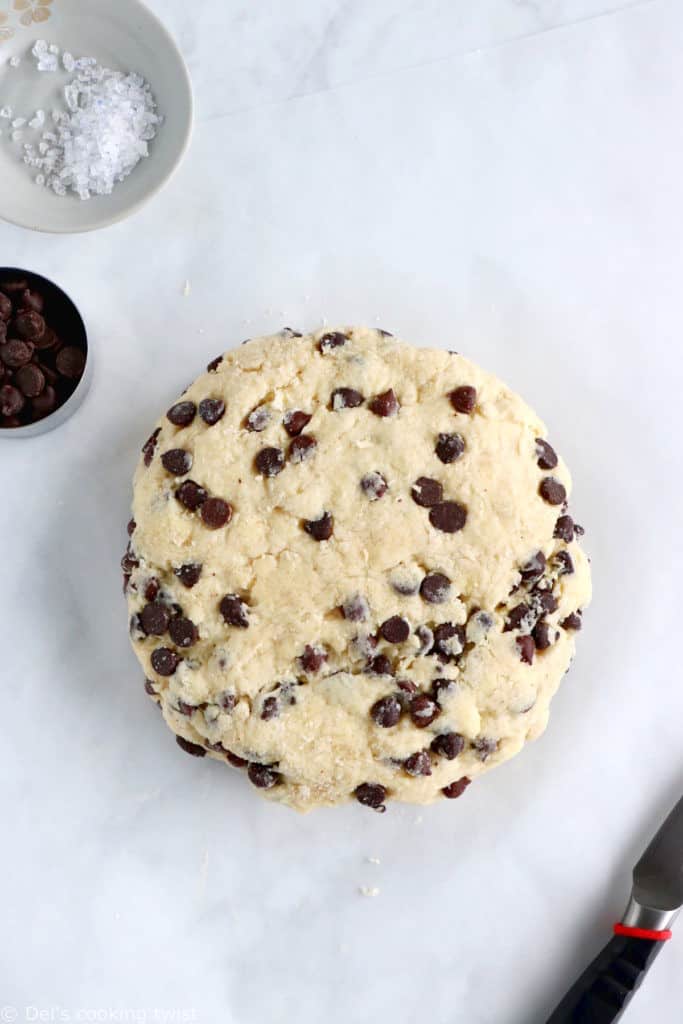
0, 0, 193, 233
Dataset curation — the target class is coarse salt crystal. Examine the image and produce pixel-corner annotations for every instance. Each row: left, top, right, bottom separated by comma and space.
9, 56, 21, 68
29, 110, 45, 129
11, 118, 26, 128
0, 107, 12, 119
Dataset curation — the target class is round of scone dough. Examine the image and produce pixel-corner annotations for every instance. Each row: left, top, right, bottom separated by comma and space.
124, 326, 591, 812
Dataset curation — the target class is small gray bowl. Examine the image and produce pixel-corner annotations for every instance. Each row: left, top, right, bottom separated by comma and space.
0, 267, 90, 439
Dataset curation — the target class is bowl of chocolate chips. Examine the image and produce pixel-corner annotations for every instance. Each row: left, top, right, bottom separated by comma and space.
0, 268, 90, 437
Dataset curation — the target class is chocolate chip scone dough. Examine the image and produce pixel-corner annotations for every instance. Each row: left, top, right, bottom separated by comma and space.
124, 327, 591, 812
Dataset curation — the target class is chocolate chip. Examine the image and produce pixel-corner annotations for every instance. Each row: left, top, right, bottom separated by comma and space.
473, 738, 498, 760
169, 617, 198, 648
120, 544, 139, 574
283, 410, 312, 437
245, 405, 271, 431
300, 644, 328, 673
504, 603, 531, 632
535, 438, 558, 470
376, 328, 393, 337
553, 550, 574, 576
404, 751, 432, 777
167, 401, 196, 427
370, 695, 402, 728
303, 511, 333, 541
449, 386, 477, 414
199, 398, 225, 426
410, 694, 440, 728
390, 570, 419, 596
532, 621, 552, 650
200, 497, 233, 529
33, 326, 58, 351
216, 692, 236, 712
1, 339, 33, 368
281, 327, 302, 338
177, 701, 197, 716
289, 434, 317, 463
561, 611, 582, 631
174, 563, 202, 588
435, 432, 465, 464
517, 635, 535, 664
144, 678, 157, 696
255, 446, 285, 477
127, 519, 136, 536
151, 648, 181, 676
429, 501, 467, 533
360, 471, 388, 500
330, 387, 364, 410
539, 477, 566, 506
432, 622, 465, 661
20, 289, 44, 314
13, 363, 44, 398
342, 594, 369, 622
31, 384, 57, 419
554, 515, 575, 542
369, 388, 399, 417
442, 777, 471, 799
411, 477, 443, 508
431, 678, 457, 701
0, 293, 11, 321
55, 346, 86, 380
175, 479, 207, 511
318, 331, 347, 353
207, 355, 223, 372
574, 523, 585, 537
354, 783, 387, 811
533, 588, 559, 614
1, 278, 27, 294
226, 751, 248, 768
161, 448, 193, 476
140, 603, 171, 636
142, 427, 161, 467
415, 625, 434, 655
520, 551, 546, 584
0, 384, 24, 416
248, 763, 281, 789
380, 616, 410, 643
261, 696, 280, 721
420, 573, 451, 604
176, 736, 206, 758
13, 310, 45, 342
397, 679, 417, 695
366, 654, 393, 676
144, 578, 160, 602
430, 733, 465, 760
220, 594, 249, 628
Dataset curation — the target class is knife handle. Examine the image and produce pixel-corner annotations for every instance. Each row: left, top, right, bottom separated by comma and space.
545, 929, 669, 1023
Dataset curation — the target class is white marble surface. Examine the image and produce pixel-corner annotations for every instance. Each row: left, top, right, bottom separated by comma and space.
2, 1, 682, 1021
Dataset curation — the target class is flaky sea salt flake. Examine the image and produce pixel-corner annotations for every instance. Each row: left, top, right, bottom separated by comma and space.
62, 52, 75, 73
9, 56, 21, 69
29, 110, 45, 129
11, 118, 26, 128
0, 107, 12, 119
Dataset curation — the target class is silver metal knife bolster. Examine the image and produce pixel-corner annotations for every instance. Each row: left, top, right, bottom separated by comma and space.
621, 894, 681, 932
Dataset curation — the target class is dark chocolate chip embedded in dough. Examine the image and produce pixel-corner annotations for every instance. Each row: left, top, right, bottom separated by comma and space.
554, 515, 575, 542
430, 732, 465, 760
360, 472, 388, 500
354, 783, 387, 811
127, 519, 136, 536
532, 621, 552, 651
161, 448, 193, 476
289, 434, 317, 463
366, 654, 393, 677
283, 410, 312, 436
200, 497, 232, 529
449, 386, 477, 414
409, 693, 440, 728
533, 587, 558, 615
144, 679, 157, 696
370, 695, 402, 728
520, 551, 546, 584
140, 602, 171, 636
504, 603, 531, 632
539, 477, 566, 506
174, 563, 202, 588
168, 616, 198, 648
303, 511, 333, 541
151, 647, 180, 676
246, 406, 271, 431
411, 477, 443, 507
435, 432, 465, 464
369, 388, 399, 417
318, 331, 348, 354
473, 737, 498, 761
207, 355, 223, 373
219, 594, 249, 628
535, 438, 558, 470
175, 479, 207, 511
199, 398, 225, 426
342, 594, 369, 622
167, 401, 196, 427
248, 763, 281, 789
517, 635, 535, 664
300, 644, 328, 673
176, 736, 206, 757
142, 427, 161, 466
380, 616, 410, 644
561, 612, 582, 631
553, 550, 574, 576
420, 572, 451, 604
429, 501, 467, 533
442, 777, 471, 799
330, 387, 364, 410
255, 446, 285, 477
404, 751, 432, 777
261, 696, 280, 721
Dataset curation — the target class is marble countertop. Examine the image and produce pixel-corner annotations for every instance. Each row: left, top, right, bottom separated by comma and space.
2, 1, 682, 1021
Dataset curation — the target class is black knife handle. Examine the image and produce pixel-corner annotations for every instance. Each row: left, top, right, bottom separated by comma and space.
545, 932, 666, 1023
